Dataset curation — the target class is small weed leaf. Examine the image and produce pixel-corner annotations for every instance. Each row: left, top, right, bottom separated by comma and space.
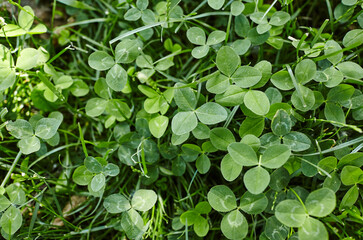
72, 166, 93, 186
187, 27, 206, 45
208, 0, 225, 10
340, 166, 363, 185
195, 102, 227, 125
174, 83, 197, 111
228, 142, 258, 166
239, 191, 268, 214
149, 115, 169, 138
88, 51, 114, 71
231, 1, 245, 16
6, 184, 26, 205
221, 209, 248, 239
0, 195, 11, 212
171, 111, 197, 135
270, 11, 291, 26
243, 166, 270, 194
261, 144, 291, 169
207, 185, 237, 212
271, 109, 292, 136
121, 209, 145, 239
6, 119, 33, 139
298, 217, 328, 240
265, 216, 289, 240
216, 46, 240, 77
305, 188, 336, 217
35, 118, 61, 140
104, 194, 131, 213
244, 90, 270, 116
0, 206, 22, 235
221, 154, 243, 181
115, 39, 142, 64
90, 173, 106, 192
231, 66, 262, 88
275, 199, 308, 227
131, 189, 157, 211
106, 64, 127, 92
283, 131, 311, 152
18, 136, 40, 154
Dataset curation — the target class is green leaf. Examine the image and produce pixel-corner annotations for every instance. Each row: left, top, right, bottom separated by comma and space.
270, 167, 290, 191
232, 66, 262, 88
342, 29, 363, 48
18, 6, 34, 31
106, 64, 127, 92
231, 1, 245, 16
298, 218, 328, 240
136, 0, 149, 10
340, 185, 359, 208
239, 117, 264, 138
291, 85, 315, 112
192, 122, 210, 140
103, 163, 120, 176
221, 154, 243, 181
261, 144, 291, 169
0, 206, 22, 235
18, 136, 40, 154
90, 173, 106, 192
342, 0, 357, 5
228, 142, 258, 166
271, 109, 292, 136
275, 199, 308, 227
207, 185, 237, 212
209, 127, 235, 151
194, 216, 209, 237
187, 27, 206, 45
195, 201, 212, 214
192, 45, 210, 58
196, 154, 211, 174
16, 48, 39, 70
72, 166, 93, 186
256, 23, 271, 34
121, 209, 145, 239
265, 216, 289, 240
35, 118, 61, 140
84, 156, 103, 173
244, 90, 270, 116
240, 191, 268, 214
180, 210, 199, 226
131, 189, 157, 211
235, 14, 250, 38
0, 68, 16, 92
171, 111, 197, 135
5, 184, 26, 205
85, 98, 107, 117
174, 83, 197, 111
341, 165, 363, 185
271, 70, 294, 90
149, 115, 169, 138
337, 61, 363, 80
6, 119, 33, 139
250, 12, 268, 24
206, 71, 230, 94
70, 80, 89, 97
206, 30, 226, 45
124, 8, 141, 21
216, 46, 240, 77
283, 131, 311, 152
295, 59, 316, 85
88, 51, 114, 71
324, 40, 343, 65
230, 39, 251, 55
269, 11, 290, 26
106, 99, 131, 121
324, 102, 345, 126
195, 102, 227, 125
115, 39, 141, 64
0, 195, 11, 212
0, 24, 27, 37
247, 27, 270, 45
317, 156, 337, 176
208, 0, 225, 10
103, 194, 131, 213
305, 188, 336, 217
243, 166, 270, 194
221, 210, 248, 239
327, 84, 355, 103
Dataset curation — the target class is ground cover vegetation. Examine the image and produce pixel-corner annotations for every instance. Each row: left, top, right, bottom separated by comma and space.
0, 0, 363, 239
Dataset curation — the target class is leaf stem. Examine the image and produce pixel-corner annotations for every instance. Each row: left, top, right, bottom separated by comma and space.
0, 151, 22, 188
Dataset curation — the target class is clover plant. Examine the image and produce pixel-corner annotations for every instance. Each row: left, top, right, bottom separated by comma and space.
1, 1, 363, 239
